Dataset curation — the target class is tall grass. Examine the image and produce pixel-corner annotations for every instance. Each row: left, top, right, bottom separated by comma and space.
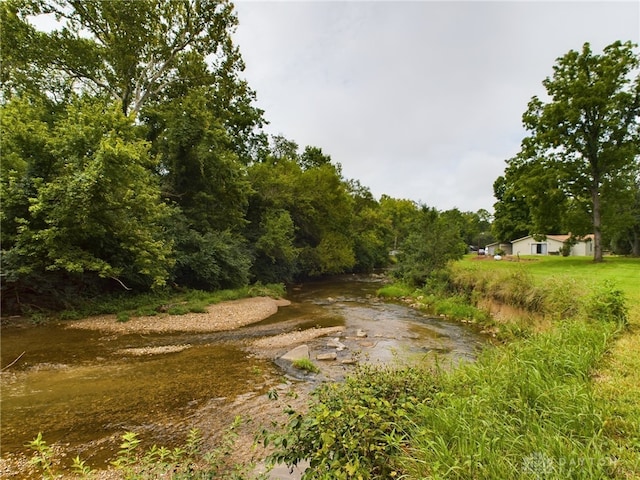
267, 256, 638, 478
401, 320, 617, 479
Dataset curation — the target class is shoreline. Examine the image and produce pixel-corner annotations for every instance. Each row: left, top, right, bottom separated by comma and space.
64, 296, 292, 334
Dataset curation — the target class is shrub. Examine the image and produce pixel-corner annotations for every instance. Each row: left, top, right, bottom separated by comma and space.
266, 365, 438, 479
584, 280, 628, 327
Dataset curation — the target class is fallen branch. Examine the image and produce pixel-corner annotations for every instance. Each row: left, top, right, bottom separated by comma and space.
1, 351, 26, 371
110, 276, 132, 291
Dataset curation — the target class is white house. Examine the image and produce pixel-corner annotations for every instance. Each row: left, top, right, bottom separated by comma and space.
485, 242, 513, 256
510, 234, 594, 257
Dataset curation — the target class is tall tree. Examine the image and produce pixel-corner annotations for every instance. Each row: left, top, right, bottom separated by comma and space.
517, 41, 640, 262
3, 0, 266, 163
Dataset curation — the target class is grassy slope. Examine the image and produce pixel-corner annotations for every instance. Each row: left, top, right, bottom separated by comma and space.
269, 257, 639, 479
453, 255, 640, 476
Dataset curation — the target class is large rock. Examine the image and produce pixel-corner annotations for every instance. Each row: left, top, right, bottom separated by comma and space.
280, 345, 309, 362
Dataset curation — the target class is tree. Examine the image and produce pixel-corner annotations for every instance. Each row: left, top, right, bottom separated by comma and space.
394, 207, 467, 286
147, 88, 251, 233
516, 41, 640, 262
1, 97, 173, 311
604, 174, 640, 255
379, 195, 420, 252
347, 180, 391, 272
246, 142, 359, 281
3, 0, 266, 163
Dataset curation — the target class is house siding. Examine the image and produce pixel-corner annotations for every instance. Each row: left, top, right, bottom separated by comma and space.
510, 235, 593, 257
486, 243, 513, 256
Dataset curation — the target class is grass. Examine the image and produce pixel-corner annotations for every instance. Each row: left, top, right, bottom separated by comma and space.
400, 320, 620, 479
40, 282, 286, 323
454, 255, 640, 319
268, 255, 640, 478
452, 255, 640, 469
376, 283, 415, 298
292, 358, 320, 374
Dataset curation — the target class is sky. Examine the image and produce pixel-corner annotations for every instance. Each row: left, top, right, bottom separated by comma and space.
232, 1, 640, 212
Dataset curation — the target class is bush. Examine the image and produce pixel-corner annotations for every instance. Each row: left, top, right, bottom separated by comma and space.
584, 280, 628, 327
265, 365, 438, 479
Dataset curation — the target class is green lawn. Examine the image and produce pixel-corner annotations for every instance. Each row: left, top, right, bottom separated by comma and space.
457, 255, 640, 321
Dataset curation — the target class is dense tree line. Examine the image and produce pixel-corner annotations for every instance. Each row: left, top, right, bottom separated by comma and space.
1, 0, 487, 313
492, 41, 640, 260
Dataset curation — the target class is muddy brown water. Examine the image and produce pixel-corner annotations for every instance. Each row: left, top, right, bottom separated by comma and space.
1, 274, 489, 474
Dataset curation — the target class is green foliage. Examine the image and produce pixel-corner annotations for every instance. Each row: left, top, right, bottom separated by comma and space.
266, 365, 437, 479
496, 41, 640, 261
149, 88, 252, 233
292, 358, 320, 374
251, 208, 299, 283
376, 283, 415, 299
269, 318, 621, 479
1, 96, 173, 312
393, 207, 467, 286
401, 320, 617, 479
26, 432, 55, 479
71, 455, 95, 477
585, 280, 629, 326
247, 151, 360, 281
28, 423, 262, 479
492, 172, 533, 243
348, 183, 391, 273
168, 212, 252, 291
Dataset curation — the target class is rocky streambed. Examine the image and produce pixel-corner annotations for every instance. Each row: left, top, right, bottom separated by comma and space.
1, 275, 488, 478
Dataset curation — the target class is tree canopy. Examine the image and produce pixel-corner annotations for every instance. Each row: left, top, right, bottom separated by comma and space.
493, 41, 640, 260
1, 0, 483, 313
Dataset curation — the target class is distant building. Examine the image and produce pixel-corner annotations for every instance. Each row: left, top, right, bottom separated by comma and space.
485, 242, 513, 256
510, 234, 594, 257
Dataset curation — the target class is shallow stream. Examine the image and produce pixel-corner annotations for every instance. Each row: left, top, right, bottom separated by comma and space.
1, 274, 488, 474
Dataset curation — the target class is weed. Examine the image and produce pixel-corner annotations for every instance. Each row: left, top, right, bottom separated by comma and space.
292, 358, 319, 373
27, 422, 265, 479
26, 432, 55, 479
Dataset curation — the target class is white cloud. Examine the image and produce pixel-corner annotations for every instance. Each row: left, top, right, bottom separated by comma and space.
233, 0, 640, 211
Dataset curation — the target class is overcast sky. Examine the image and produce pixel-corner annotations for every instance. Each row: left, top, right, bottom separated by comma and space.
232, 1, 639, 212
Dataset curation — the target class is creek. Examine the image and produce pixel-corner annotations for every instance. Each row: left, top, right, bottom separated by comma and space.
0, 274, 488, 475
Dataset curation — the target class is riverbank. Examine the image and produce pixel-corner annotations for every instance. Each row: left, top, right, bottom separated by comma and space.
7, 275, 481, 479
65, 296, 292, 333
266, 256, 640, 478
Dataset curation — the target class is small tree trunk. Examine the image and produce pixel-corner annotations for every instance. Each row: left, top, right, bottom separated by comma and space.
592, 186, 604, 262
632, 229, 640, 257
